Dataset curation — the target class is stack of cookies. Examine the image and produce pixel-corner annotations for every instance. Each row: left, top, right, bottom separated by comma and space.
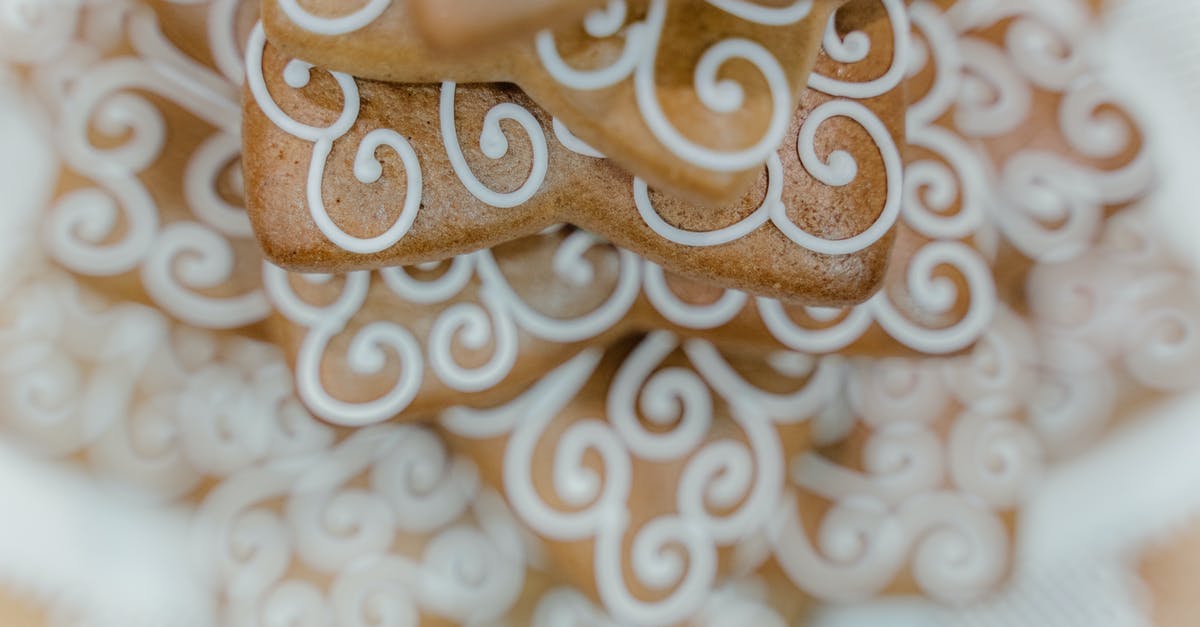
239, 1, 1015, 623
247, 0, 924, 421
239, 1, 992, 622
5, 0, 1157, 624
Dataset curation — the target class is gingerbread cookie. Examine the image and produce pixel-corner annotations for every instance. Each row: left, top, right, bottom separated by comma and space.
438, 331, 1026, 625
264, 214, 994, 426
4, 0, 270, 333
902, 0, 1152, 304
243, 2, 907, 302
260, 0, 858, 206
410, 0, 604, 53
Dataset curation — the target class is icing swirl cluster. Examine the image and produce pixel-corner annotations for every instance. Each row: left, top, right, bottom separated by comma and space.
5, 0, 269, 330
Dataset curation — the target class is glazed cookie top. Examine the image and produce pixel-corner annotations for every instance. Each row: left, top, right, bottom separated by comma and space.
260, 0, 866, 206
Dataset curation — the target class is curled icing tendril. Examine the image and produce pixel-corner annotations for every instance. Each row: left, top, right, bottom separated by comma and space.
250, 25, 423, 254
551, 229, 605, 286
45, 182, 160, 277
898, 0, 989, 241
428, 283, 521, 393
1004, 14, 1085, 91
902, 125, 990, 240
264, 265, 427, 426
772, 99, 903, 255
822, 13, 870, 63
899, 493, 1009, 603
535, 0, 647, 90
185, 133, 252, 238
1058, 79, 1138, 161
48, 32, 218, 277
948, 412, 1042, 508
249, 25, 427, 255
808, 0, 910, 99
595, 514, 717, 626
474, 242, 643, 344
677, 402, 784, 543
538, 0, 794, 172
868, 240, 997, 355
756, 296, 876, 354
634, 155, 779, 247
767, 496, 907, 602
642, 263, 748, 330
439, 82, 550, 208
607, 331, 713, 461
495, 351, 634, 539
142, 222, 271, 329
955, 37, 1032, 138
294, 320, 425, 427
275, 0, 391, 35
379, 256, 475, 305
635, 0, 793, 171
369, 428, 478, 533
706, 0, 814, 25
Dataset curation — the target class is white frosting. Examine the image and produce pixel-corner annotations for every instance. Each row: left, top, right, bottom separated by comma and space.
533, 0, 805, 172
807, 0, 911, 99
439, 81, 549, 208
275, 0, 392, 35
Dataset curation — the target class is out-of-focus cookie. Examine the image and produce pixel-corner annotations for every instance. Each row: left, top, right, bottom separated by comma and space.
243, 2, 907, 302
4, 0, 269, 333
438, 331, 1026, 625
410, 0, 603, 53
902, 0, 1152, 303
259, 0, 862, 206
264, 217, 993, 426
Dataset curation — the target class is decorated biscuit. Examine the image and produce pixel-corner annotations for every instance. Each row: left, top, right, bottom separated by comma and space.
243, 1, 908, 302
259, 0, 882, 206
264, 217, 993, 426
901, 0, 1151, 297
0, 0, 272, 333
438, 330, 1033, 625
410, 0, 604, 53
